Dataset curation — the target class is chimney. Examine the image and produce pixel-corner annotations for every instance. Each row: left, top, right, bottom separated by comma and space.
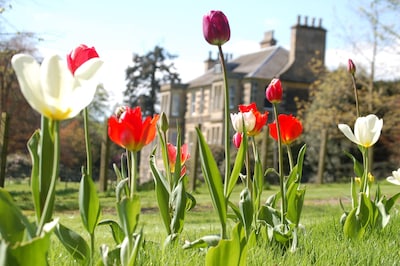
288, 15, 326, 65
260, 30, 277, 48
204, 51, 217, 72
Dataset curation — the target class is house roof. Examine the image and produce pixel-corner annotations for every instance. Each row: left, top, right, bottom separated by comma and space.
188, 46, 289, 88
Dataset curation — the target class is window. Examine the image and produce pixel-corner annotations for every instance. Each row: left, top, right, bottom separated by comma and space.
190, 91, 196, 114
171, 93, 180, 117
250, 82, 258, 103
229, 85, 235, 109
199, 88, 205, 114
212, 85, 222, 110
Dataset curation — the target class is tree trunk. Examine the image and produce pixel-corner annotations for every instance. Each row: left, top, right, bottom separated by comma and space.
99, 119, 110, 192
0, 112, 9, 187
316, 129, 328, 184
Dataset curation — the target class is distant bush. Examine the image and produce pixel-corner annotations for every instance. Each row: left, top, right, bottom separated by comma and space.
6, 153, 32, 179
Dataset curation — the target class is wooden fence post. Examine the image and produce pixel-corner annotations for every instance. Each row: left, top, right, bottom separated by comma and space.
0, 112, 9, 187
316, 129, 328, 184
99, 119, 110, 192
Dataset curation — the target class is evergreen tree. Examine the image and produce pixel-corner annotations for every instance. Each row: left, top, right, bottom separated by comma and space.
124, 45, 180, 116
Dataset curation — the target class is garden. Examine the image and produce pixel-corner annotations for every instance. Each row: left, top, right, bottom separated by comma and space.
1, 9, 400, 266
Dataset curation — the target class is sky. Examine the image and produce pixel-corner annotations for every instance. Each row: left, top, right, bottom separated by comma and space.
2, 0, 399, 106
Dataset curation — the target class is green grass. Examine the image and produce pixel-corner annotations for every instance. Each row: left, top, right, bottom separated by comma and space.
4, 179, 400, 265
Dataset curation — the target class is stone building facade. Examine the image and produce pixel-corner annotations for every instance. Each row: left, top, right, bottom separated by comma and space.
140, 15, 326, 183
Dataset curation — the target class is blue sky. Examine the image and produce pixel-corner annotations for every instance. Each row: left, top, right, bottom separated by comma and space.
2, 0, 398, 105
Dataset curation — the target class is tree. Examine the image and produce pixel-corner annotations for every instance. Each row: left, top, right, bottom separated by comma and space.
124, 45, 180, 116
0, 33, 39, 187
297, 66, 400, 182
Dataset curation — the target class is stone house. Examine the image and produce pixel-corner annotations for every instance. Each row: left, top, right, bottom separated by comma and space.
140, 15, 326, 183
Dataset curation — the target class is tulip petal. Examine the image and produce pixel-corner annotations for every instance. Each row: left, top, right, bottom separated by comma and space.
74, 58, 104, 80
338, 124, 360, 145
387, 176, 400, 185
11, 54, 45, 114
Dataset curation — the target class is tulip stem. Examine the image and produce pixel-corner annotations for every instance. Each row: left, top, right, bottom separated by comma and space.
130, 151, 138, 198
286, 144, 294, 172
37, 119, 60, 235
361, 147, 370, 196
351, 73, 360, 118
272, 104, 286, 223
83, 107, 92, 179
218, 44, 230, 240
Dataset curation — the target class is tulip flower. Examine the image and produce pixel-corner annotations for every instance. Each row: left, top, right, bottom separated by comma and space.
269, 114, 303, 145
11, 53, 103, 120
108, 106, 159, 152
232, 132, 243, 149
67, 44, 100, 74
167, 143, 190, 175
386, 168, 400, 185
203, 10, 230, 46
265, 78, 283, 104
338, 114, 383, 148
231, 111, 256, 133
348, 59, 356, 75
238, 103, 268, 136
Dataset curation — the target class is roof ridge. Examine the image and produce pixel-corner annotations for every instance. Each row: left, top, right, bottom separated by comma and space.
248, 46, 281, 77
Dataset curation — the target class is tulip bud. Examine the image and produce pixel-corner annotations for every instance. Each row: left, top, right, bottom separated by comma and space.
265, 78, 283, 104
67, 44, 99, 74
348, 59, 356, 75
232, 132, 242, 148
160, 112, 169, 133
203, 10, 231, 46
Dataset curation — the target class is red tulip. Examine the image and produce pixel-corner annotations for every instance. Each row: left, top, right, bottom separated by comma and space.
67, 44, 99, 74
167, 143, 190, 175
265, 78, 283, 104
269, 114, 303, 145
203, 10, 231, 46
238, 103, 268, 136
108, 106, 159, 152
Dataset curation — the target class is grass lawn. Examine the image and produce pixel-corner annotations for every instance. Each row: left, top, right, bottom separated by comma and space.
4, 179, 400, 265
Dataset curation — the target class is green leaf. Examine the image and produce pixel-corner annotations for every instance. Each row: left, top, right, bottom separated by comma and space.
27, 130, 40, 222
185, 192, 196, 212
239, 188, 253, 240
205, 223, 247, 266
343, 207, 365, 239
36, 117, 57, 224
228, 133, 247, 198
286, 183, 306, 226
252, 143, 263, 213
351, 178, 358, 209
55, 222, 89, 262
150, 154, 171, 235
120, 232, 143, 266
195, 128, 226, 233
384, 192, 400, 213
258, 205, 281, 227
100, 244, 121, 266
357, 192, 372, 227
182, 235, 221, 249
79, 173, 101, 234
98, 219, 125, 245
170, 179, 187, 235
117, 195, 140, 237
7, 219, 58, 266
344, 151, 363, 177
295, 144, 307, 182
0, 188, 35, 243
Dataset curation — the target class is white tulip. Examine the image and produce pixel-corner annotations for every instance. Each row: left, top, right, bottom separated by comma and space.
387, 168, 400, 185
338, 114, 383, 148
11, 54, 103, 120
230, 111, 255, 133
